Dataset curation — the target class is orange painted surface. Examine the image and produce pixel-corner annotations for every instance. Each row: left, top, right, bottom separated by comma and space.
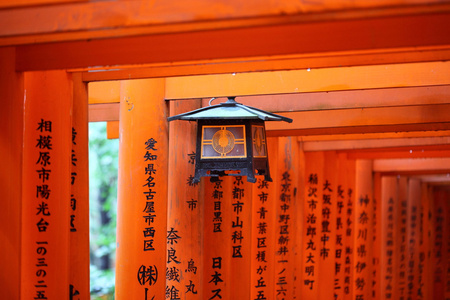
274, 137, 299, 299
265, 102, 450, 136
372, 172, 382, 300
21, 70, 73, 299
69, 72, 90, 298
431, 186, 449, 300
397, 177, 409, 300
0, 47, 24, 300
3, 0, 447, 38
81, 48, 450, 83
380, 176, 399, 300
89, 81, 120, 104
107, 121, 120, 139
229, 178, 253, 299
115, 79, 168, 300
209, 85, 450, 114
302, 151, 357, 299
165, 62, 450, 100
15, 12, 450, 71
335, 153, 350, 300
167, 99, 203, 299
353, 160, 374, 300
342, 156, 356, 300
202, 177, 232, 300
319, 151, 338, 299
302, 151, 324, 298
250, 137, 278, 300
203, 175, 253, 300
420, 183, 433, 300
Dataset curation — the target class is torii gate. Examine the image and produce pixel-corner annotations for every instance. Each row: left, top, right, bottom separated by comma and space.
1, 1, 450, 299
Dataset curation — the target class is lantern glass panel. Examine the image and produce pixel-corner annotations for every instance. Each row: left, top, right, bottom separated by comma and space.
252, 125, 267, 158
201, 125, 246, 159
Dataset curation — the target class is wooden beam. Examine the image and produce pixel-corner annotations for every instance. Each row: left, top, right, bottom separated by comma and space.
300, 131, 450, 142
88, 103, 119, 122
373, 158, 450, 173
412, 174, 450, 183
204, 85, 450, 112
81, 47, 450, 82
164, 62, 450, 99
15, 10, 450, 71
348, 149, 450, 160
106, 121, 119, 139
91, 84, 450, 109
265, 103, 450, 136
0, 46, 24, 300
3, 2, 449, 45
90, 102, 450, 137
302, 137, 450, 152
88, 81, 120, 104
0, 0, 81, 9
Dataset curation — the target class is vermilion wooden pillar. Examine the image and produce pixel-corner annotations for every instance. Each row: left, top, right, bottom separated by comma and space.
353, 160, 373, 300
21, 70, 73, 299
274, 137, 299, 300
69, 72, 90, 298
431, 185, 448, 300
202, 177, 232, 300
115, 79, 168, 300
203, 174, 253, 300
434, 187, 449, 300
397, 177, 409, 300
335, 153, 355, 300
343, 155, 356, 300
293, 138, 305, 298
380, 176, 399, 300
250, 136, 279, 300
0, 47, 24, 300
229, 177, 253, 300
320, 151, 338, 299
167, 99, 202, 299
302, 151, 324, 298
420, 182, 433, 300
372, 172, 382, 300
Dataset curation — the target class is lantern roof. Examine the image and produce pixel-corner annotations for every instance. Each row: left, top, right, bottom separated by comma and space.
168, 97, 293, 123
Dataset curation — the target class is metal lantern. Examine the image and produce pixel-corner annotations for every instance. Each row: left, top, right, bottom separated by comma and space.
168, 97, 292, 183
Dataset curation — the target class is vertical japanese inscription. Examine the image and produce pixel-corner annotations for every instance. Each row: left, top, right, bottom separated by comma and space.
305, 173, 318, 292
231, 176, 245, 258
212, 179, 223, 233
355, 194, 370, 300
398, 200, 408, 299
34, 119, 53, 300
321, 179, 333, 261
209, 257, 224, 300
334, 185, 345, 298
166, 227, 182, 300
344, 188, 354, 297
69, 126, 81, 299
385, 197, 394, 299
254, 179, 270, 300
70, 127, 78, 233
277, 171, 292, 299
138, 138, 159, 298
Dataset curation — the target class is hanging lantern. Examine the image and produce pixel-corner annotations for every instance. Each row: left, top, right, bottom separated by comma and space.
168, 97, 292, 183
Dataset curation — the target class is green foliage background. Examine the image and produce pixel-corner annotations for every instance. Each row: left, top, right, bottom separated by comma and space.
89, 122, 119, 299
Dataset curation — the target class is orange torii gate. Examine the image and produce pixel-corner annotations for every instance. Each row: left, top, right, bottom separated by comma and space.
1, 1, 450, 300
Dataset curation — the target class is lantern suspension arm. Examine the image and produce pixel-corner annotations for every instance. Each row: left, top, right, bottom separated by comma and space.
208, 97, 217, 106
